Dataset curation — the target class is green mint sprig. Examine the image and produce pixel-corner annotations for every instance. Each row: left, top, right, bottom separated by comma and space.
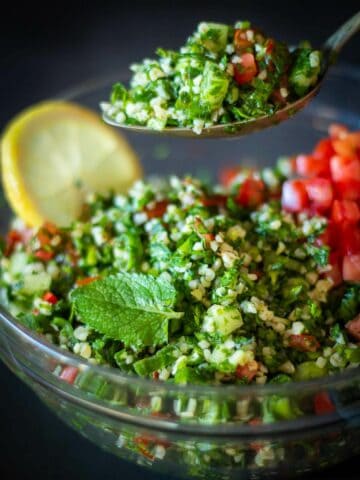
71, 273, 183, 348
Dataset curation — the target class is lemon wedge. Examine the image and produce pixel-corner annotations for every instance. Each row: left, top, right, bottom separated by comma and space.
1, 101, 142, 227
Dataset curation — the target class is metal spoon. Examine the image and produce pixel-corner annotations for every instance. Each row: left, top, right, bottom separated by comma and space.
103, 12, 360, 139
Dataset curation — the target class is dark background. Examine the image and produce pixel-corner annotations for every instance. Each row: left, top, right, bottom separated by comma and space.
1, 1, 359, 479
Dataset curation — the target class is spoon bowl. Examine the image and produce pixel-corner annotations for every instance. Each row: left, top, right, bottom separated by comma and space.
103, 11, 360, 139
103, 82, 322, 138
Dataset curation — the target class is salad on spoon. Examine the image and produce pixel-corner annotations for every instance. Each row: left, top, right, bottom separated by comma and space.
102, 13, 360, 138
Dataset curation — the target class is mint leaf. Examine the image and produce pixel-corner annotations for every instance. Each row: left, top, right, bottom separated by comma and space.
71, 273, 183, 348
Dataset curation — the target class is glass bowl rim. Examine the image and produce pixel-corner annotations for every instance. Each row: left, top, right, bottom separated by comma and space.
1, 63, 360, 400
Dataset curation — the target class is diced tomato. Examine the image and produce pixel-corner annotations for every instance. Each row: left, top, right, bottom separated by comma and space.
324, 252, 343, 287
281, 179, 309, 212
342, 254, 360, 282
332, 132, 360, 158
339, 223, 360, 255
315, 221, 338, 249
76, 276, 101, 287
37, 222, 59, 247
144, 200, 169, 219
219, 166, 242, 187
201, 195, 228, 207
334, 180, 360, 201
305, 178, 333, 211
42, 292, 58, 304
34, 249, 54, 261
271, 88, 287, 105
346, 314, 360, 341
314, 392, 336, 415
233, 53, 258, 85
203, 233, 215, 244
330, 155, 360, 183
138, 446, 155, 461
59, 366, 78, 384
331, 200, 360, 224
265, 38, 275, 55
236, 361, 258, 381
236, 177, 265, 207
313, 138, 335, 162
296, 154, 330, 178
234, 29, 253, 52
329, 123, 349, 139
288, 334, 320, 352
134, 434, 171, 449
4, 230, 23, 256
248, 417, 262, 426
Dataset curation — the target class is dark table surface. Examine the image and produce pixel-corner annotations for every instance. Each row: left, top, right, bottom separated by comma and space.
1, 1, 359, 478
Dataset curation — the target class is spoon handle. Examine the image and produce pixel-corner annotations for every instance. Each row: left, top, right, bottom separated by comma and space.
323, 11, 360, 64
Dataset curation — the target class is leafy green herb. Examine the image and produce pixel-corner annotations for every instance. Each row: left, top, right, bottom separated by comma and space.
305, 244, 329, 266
336, 285, 360, 322
71, 273, 183, 348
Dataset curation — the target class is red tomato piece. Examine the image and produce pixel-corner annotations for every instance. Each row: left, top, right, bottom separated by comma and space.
324, 252, 343, 287
234, 29, 253, 52
329, 123, 349, 139
296, 154, 330, 178
42, 292, 58, 305
339, 223, 360, 255
265, 38, 275, 55
76, 276, 101, 287
4, 230, 23, 256
236, 177, 265, 207
233, 53, 258, 85
281, 179, 309, 212
219, 166, 242, 187
330, 155, 360, 183
305, 178, 333, 211
236, 361, 259, 382
313, 138, 335, 162
288, 334, 320, 352
314, 392, 336, 415
59, 366, 78, 384
346, 314, 360, 341
332, 132, 360, 158
134, 434, 171, 449
334, 180, 360, 201
342, 254, 360, 282
331, 200, 360, 224
34, 249, 54, 262
201, 195, 228, 207
145, 200, 169, 219
203, 233, 215, 245
37, 222, 60, 247
315, 221, 338, 249
248, 417, 262, 426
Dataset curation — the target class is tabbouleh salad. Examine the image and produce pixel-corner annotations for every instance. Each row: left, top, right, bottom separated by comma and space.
101, 20, 322, 134
1, 125, 360, 386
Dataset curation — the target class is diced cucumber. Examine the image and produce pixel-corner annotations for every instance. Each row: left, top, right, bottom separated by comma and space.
20, 272, 51, 295
294, 361, 327, 381
202, 304, 243, 335
200, 62, 230, 112
9, 252, 28, 275
134, 345, 178, 376
198, 22, 229, 53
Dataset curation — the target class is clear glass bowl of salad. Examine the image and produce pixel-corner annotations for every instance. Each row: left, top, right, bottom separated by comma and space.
0, 64, 360, 479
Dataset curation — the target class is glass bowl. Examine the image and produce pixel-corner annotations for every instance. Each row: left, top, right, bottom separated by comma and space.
1, 65, 360, 479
